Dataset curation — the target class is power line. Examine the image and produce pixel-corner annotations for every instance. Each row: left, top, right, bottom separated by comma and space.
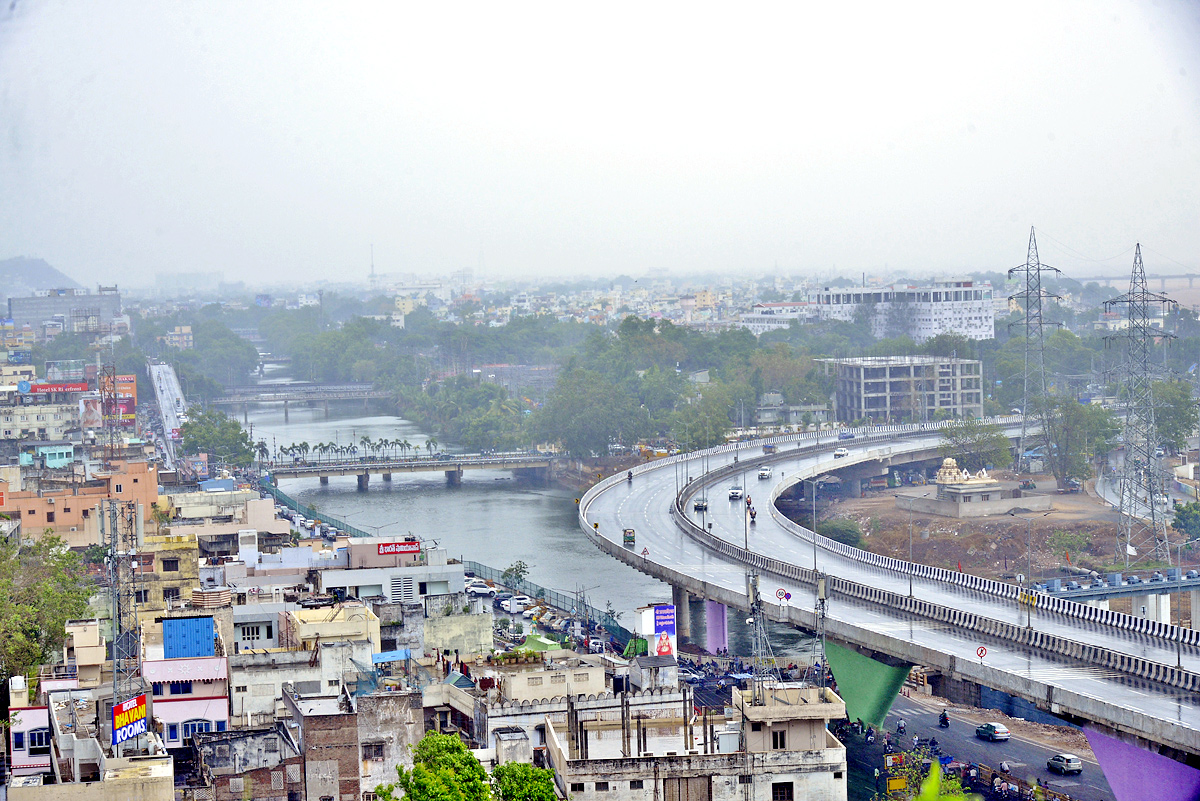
1008, 227, 1060, 472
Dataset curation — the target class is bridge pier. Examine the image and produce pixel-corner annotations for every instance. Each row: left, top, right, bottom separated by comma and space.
242, 402, 249, 424
1131, 593, 1171, 625
357, 474, 370, 491
324, 400, 330, 418
445, 469, 463, 486
705, 600, 728, 653
1085, 598, 1110, 611
320, 476, 329, 485
672, 586, 692, 643
283, 400, 289, 422
382, 473, 392, 482
1191, 590, 1200, 628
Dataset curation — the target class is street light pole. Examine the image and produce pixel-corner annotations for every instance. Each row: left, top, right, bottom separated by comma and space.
897, 492, 929, 597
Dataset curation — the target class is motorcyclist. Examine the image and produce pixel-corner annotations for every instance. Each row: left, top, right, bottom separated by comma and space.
627, 471, 633, 482
939, 710, 949, 727
897, 719, 907, 735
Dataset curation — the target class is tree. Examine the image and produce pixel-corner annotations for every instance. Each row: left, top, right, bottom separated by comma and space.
1038, 398, 1117, 484
0, 537, 91, 685
1152, 380, 1199, 452
817, 519, 862, 548
502, 560, 530, 587
376, 732, 492, 801
1173, 501, 1200, 541
938, 418, 1013, 473
180, 408, 254, 467
491, 762, 556, 801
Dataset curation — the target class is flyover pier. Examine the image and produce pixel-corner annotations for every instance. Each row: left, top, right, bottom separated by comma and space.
581, 420, 1200, 766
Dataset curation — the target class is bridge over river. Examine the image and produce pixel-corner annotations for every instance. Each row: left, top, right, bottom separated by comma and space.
579, 418, 1200, 769
212, 384, 390, 421
267, 451, 553, 488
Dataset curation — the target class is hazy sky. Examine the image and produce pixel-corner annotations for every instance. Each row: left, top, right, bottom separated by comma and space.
2, 1, 1199, 288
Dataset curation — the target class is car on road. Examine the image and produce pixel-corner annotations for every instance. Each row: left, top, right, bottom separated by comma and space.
1046, 754, 1083, 775
833, 447, 849, 459
838, 431, 856, 440
758, 466, 772, 479
975, 722, 1010, 742
728, 486, 744, 500
693, 497, 709, 511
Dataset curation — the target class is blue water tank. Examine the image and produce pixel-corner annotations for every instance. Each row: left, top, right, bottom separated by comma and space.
163, 616, 215, 659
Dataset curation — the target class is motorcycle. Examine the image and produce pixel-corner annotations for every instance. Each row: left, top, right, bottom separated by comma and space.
865, 727, 876, 744
627, 471, 633, 483
939, 712, 950, 729
896, 721, 907, 735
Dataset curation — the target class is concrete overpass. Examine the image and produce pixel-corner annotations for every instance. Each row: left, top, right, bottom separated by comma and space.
268, 452, 553, 488
579, 420, 1200, 764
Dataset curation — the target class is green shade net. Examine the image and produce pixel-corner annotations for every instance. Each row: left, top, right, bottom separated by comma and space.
623, 637, 648, 659
824, 641, 911, 728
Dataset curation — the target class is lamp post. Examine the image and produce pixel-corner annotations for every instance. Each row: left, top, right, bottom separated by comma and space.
1008, 508, 1052, 628
807, 476, 826, 572
896, 492, 929, 597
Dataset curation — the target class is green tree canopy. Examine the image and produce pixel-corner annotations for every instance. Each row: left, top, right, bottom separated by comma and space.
180, 408, 254, 467
1037, 398, 1117, 483
1151, 380, 1199, 452
938, 418, 1013, 473
490, 762, 556, 801
0, 537, 91, 688
376, 732, 492, 801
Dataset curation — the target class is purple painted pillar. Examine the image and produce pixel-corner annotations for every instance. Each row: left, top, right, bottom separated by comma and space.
1084, 727, 1200, 801
705, 600, 728, 653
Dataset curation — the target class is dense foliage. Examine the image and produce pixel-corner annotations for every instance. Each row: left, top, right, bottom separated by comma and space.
0, 537, 91, 691
376, 732, 493, 801
490, 762, 556, 801
938, 418, 1014, 473
180, 407, 255, 467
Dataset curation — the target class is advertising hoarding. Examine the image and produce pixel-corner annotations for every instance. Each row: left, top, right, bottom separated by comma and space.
112, 694, 148, 745
45, 359, 86, 382
79, 396, 103, 429
378, 541, 421, 556
31, 382, 89, 393
639, 604, 677, 657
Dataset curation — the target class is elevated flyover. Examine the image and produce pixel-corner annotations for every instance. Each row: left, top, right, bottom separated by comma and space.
268, 452, 553, 488
212, 384, 390, 421
579, 419, 1200, 763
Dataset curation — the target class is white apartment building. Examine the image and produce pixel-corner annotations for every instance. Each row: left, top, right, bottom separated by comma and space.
0, 401, 79, 440
808, 281, 995, 342
738, 302, 815, 336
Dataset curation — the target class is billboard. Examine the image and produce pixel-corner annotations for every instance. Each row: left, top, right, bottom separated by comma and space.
100, 373, 138, 405
32, 382, 89, 393
79, 396, 103, 429
45, 359, 86, 382
639, 604, 677, 658
114, 398, 136, 426
112, 693, 148, 745
378, 541, 421, 556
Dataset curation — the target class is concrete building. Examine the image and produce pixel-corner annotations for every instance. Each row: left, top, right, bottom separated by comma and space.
190, 726, 305, 801
738, 302, 815, 336
280, 689, 361, 801
0, 400, 80, 441
818, 355, 984, 423
7, 287, 123, 338
157, 325, 193, 349
280, 602, 382, 654
319, 541, 463, 604
136, 529, 201, 624
9, 676, 53, 777
545, 683, 848, 801
809, 280, 995, 342
144, 656, 230, 749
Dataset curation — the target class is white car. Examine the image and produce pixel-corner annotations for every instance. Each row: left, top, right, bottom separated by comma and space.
728, 486, 744, 500
465, 581, 496, 597
758, 466, 772, 480
833, 447, 849, 458
502, 595, 533, 613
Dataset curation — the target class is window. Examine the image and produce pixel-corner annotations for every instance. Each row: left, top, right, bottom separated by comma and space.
163, 588, 181, 601
114, 484, 123, 494
13, 731, 24, 750
28, 729, 51, 756
573, 673, 589, 682
82, 509, 89, 519
363, 794, 379, 801
527, 676, 543, 686
550, 674, 566, 684
630, 781, 644, 790
63, 507, 70, 513
265, 623, 273, 639
162, 558, 180, 572
235, 685, 247, 694
170, 681, 193, 695
216, 721, 226, 732
241, 625, 262, 641
571, 784, 585, 793
135, 590, 149, 604
152, 682, 164, 696
363, 742, 385, 761
739, 776, 752, 785
46, 511, 55, 523
772, 730, 786, 749
771, 782, 794, 801
327, 680, 339, 687
750, 722, 762, 732
595, 782, 610, 791
182, 719, 211, 739
418, 581, 428, 595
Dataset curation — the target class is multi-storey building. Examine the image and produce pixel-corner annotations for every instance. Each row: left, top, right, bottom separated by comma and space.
818, 355, 984, 423
7, 287, 123, 339
738, 302, 815, 336
808, 280, 995, 342
157, 325, 194, 349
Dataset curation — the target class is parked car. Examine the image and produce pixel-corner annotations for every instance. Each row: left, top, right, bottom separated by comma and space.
728, 486, 744, 500
975, 722, 1010, 741
1047, 754, 1083, 775
502, 594, 533, 613
493, 592, 514, 609
466, 581, 496, 597
693, 497, 709, 511
833, 447, 849, 458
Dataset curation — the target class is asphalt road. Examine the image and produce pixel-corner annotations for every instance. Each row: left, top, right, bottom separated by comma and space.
842, 693, 1114, 801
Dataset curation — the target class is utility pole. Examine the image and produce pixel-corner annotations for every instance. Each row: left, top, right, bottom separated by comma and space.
1008, 227, 1060, 472
745, 572, 779, 706
1105, 244, 1177, 565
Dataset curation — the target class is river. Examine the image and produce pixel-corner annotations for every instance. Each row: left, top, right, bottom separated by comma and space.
245, 399, 815, 658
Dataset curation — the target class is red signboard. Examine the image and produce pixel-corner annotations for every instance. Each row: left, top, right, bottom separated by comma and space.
30, 382, 88, 393
112, 693, 148, 744
378, 541, 421, 556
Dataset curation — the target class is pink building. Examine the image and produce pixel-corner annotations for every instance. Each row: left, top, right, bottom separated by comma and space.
143, 656, 230, 748
8, 676, 52, 777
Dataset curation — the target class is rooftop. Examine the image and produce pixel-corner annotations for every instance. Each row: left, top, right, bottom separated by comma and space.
817, 355, 979, 366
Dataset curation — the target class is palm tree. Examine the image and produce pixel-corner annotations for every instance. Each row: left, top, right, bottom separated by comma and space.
426, 438, 438, 456
255, 440, 269, 467
401, 439, 412, 459
360, 435, 373, 461
297, 442, 310, 463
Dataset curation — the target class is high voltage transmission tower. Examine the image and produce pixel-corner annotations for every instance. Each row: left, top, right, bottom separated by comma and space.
1105, 244, 1177, 565
744, 572, 780, 706
103, 499, 146, 755
1008, 227, 1060, 471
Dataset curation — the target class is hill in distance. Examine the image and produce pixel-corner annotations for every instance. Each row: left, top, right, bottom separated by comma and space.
0, 256, 82, 301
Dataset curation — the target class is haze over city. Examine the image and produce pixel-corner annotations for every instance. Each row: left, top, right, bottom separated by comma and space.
2, 1, 1200, 287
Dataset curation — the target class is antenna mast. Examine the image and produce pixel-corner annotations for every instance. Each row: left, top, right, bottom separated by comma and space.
745, 572, 779, 706
1105, 244, 1177, 565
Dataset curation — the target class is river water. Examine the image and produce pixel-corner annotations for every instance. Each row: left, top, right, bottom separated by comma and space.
245, 400, 814, 657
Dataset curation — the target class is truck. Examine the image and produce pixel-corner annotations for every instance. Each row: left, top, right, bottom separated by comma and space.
623, 528, 636, 547
763, 444, 777, 454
